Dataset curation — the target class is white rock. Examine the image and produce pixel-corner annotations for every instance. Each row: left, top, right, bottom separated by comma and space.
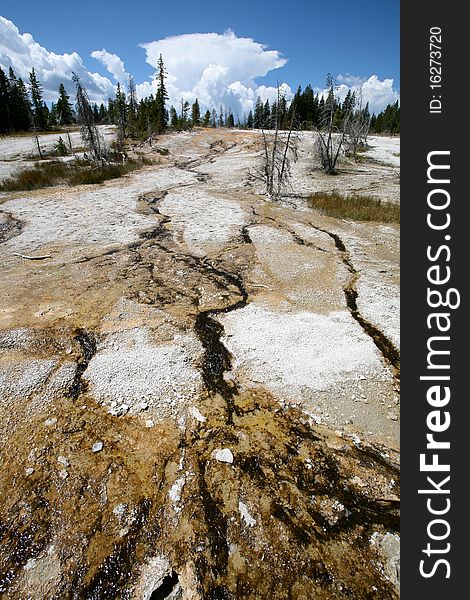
110, 403, 129, 416
169, 476, 186, 511
57, 455, 70, 467
212, 448, 234, 464
239, 501, 256, 527
44, 418, 57, 426
58, 469, 69, 480
92, 441, 103, 453
113, 503, 127, 520
24, 558, 37, 571
189, 406, 206, 423
25, 467, 35, 476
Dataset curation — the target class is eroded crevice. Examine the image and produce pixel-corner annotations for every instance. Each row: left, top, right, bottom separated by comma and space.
0, 492, 51, 594
68, 328, 97, 399
194, 264, 248, 424
150, 571, 179, 599
310, 223, 400, 378
240, 225, 252, 244
71, 499, 154, 599
197, 461, 229, 580
114, 197, 251, 423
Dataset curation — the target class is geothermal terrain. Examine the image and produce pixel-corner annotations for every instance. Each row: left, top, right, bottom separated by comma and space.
0, 127, 400, 599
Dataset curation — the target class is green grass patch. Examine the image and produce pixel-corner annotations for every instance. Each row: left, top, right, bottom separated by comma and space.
0, 156, 152, 192
308, 191, 400, 223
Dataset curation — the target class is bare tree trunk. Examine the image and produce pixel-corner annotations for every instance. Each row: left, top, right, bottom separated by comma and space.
35, 134, 43, 159
251, 84, 299, 199
73, 72, 106, 164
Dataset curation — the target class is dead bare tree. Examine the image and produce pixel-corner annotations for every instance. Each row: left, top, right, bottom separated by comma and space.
315, 74, 349, 175
251, 85, 299, 199
66, 132, 73, 153
345, 91, 371, 160
72, 72, 106, 163
30, 113, 43, 159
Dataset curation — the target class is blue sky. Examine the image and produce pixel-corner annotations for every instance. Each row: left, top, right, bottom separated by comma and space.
0, 0, 399, 115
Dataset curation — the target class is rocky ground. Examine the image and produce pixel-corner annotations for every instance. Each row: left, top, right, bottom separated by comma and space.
0, 128, 400, 599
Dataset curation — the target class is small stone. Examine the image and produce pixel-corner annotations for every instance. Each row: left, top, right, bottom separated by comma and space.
212, 448, 234, 464
44, 418, 57, 427
58, 469, 69, 480
110, 403, 129, 416
92, 441, 103, 453
24, 558, 37, 571
239, 501, 256, 527
388, 412, 398, 421
57, 455, 70, 467
113, 503, 127, 520
25, 467, 35, 476
145, 419, 155, 428
189, 406, 206, 423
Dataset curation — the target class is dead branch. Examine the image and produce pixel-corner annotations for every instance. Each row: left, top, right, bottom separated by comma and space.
12, 253, 52, 260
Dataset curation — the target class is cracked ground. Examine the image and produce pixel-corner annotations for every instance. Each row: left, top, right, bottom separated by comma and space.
0, 129, 400, 599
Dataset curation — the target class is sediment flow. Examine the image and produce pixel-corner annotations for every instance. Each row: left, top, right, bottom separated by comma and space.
0, 128, 400, 598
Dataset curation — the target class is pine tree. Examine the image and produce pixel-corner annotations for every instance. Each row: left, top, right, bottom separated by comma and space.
169, 105, 178, 128
288, 86, 302, 125
107, 97, 116, 124
211, 109, 217, 127
181, 100, 190, 127
155, 54, 169, 132
253, 96, 263, 129
48, 103, 58, 128
263, 99, 271, 128
191, 98, 201, 126
302, 85, 316, 128
278, 94, 288, 129
115, 82, 127, 146
226, 109, 234, 128
127, 75, 137, 136
127, 76, 137, 118
29, 68, 48, 130
56, 83, 73, 125
54, 136, 68, 156
246, 110, 254, 129
8, 69, 31, 131
0, 66, 12, 133
202, 109, 211, 127
98, 103, 107, 123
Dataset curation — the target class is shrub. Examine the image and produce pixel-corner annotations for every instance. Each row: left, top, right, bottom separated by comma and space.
54, 136, 68, 156
308, 192, 400, 223
0, 156, 152, 192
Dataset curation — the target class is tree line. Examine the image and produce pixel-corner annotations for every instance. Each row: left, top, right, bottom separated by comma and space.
0, 58, 399, 137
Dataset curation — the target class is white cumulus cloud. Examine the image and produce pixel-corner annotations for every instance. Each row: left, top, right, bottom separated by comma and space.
0, 17, 399, 117
327, 74, 399, 114
0, 16, 115, 103
90, 49, 129, 85
138, 30, 291, 117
